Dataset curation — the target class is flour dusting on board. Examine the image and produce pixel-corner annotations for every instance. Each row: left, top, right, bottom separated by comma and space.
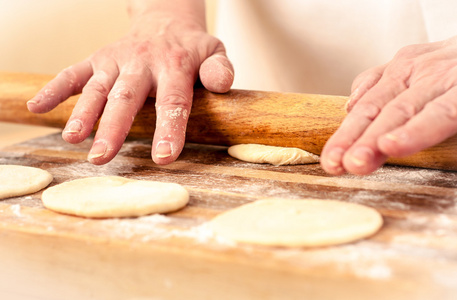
332, 245, 393, 279
98, 214, 172, 239
360, 167, 455, 186
166, 223, 236, 246
273, 243, 393, 280
48, 160, 134, 180
96, 215, 235, 246
347, 190, 413, 210
10, 204, 21, 217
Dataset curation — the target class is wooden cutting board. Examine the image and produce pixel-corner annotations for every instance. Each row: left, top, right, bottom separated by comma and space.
0, 134, 456, 300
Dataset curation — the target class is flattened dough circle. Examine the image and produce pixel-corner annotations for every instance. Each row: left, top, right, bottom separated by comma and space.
228, 144, 319, 166
42, 176, 189, 218
209, 199, 383, 247
0, 165, 53, 199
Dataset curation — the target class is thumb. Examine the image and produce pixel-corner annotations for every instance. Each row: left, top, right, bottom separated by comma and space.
199, 53, 234, 93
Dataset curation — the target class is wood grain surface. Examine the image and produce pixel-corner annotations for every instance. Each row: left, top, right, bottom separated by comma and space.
3, 71, 457, 171
0, 134, 456, 300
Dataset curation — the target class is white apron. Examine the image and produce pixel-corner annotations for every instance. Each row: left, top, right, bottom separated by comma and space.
215, 0, 457, 95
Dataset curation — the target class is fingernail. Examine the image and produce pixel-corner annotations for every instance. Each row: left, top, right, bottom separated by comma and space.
27, 95, 43, 106
64, 120, 82, 134
222, 63, 234, 78
212, 55, 233, 74
350, 146, 374, 167
88, 140, 108, 160
384, 132, 408, 144
155, 141, 173, 158
327, 147, 345, 168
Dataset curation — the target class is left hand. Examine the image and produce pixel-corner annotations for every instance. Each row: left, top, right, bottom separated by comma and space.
26, 7, 234, 166
321, 36, 457, 175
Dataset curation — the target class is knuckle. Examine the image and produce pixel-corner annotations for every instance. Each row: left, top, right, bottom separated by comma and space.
57, 67, 78, 89
353, 102, 382, 122
389, 44, 437, 79
394, 44, 419, 60
387, 101, 417, 120
133, 41, 152, 56
384, 63, 412, 83
351, 68, 383, 93
83, 80, 110, 97
109, 84, 136, 105
166, 47, 194, 70
157, 92, 190, 108
425, 100, 457, 121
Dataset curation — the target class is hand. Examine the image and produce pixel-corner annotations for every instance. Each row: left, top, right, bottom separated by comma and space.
321, 36, 457, 175
27, 7, 234, 165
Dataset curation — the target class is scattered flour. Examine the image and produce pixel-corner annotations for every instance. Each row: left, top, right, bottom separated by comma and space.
165, 107, 188, 119
99, 214, 172, 239
10, 204, 21, 217
165, 223, 236, 246
47, 160, 134, 179
96, 215, 235, 247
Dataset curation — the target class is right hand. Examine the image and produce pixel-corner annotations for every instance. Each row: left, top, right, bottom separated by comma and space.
321, 36, 457, 175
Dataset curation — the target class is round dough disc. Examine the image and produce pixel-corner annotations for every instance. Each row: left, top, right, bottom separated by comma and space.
209, 199, 383, 247
42, 176, 189, 218
0, 165, 53, 199
228, 144, 319, 166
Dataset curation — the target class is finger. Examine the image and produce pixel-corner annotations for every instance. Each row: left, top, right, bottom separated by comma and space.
62, 64, 119, 144
341, 84, 446, 175
199, 53, 234, 93
152, 70, 194, 165
378, 86, 457, 157
345, 64, 386, 113
88, 67, 153, 165
320, 76, 406, 175
27, 61, 93, 113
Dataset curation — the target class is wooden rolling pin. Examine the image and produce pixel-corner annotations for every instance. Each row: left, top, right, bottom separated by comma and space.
1, 71, 457, 171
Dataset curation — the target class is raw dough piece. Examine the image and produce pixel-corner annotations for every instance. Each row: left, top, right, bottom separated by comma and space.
42, 176, 189, 218
209, 199, 383, 247
0, 165, 53, 199
228, 144, 319, 166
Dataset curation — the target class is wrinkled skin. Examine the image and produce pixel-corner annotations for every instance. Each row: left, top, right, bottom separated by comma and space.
321, 36, 457, 175
28, 9, 234, 166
